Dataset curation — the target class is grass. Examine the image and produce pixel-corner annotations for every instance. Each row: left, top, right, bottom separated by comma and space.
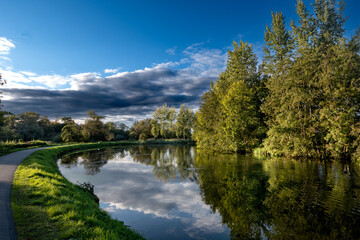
11, 141, 145, 240
0, 140, 53, 156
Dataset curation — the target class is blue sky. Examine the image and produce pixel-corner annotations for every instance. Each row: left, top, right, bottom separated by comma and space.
0, 0, 359, 124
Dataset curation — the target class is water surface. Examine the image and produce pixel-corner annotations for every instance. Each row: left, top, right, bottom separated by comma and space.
58, 145, 360, 239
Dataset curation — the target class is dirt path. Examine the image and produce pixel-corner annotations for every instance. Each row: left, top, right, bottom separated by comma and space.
0, 148, 48, 240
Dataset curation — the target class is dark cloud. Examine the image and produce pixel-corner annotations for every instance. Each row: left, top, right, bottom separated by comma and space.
2, 44, 226, 123
2, 67, 216, 121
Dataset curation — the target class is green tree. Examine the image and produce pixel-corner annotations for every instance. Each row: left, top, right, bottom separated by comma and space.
193, 84, 226, 150
262, 0, 360, 160
152, 104, 177, 138
82, 110, 110, 141
61, 123, 82, 143
175, 105, 194, 139
39, 116, 56, 140
106, 122, 130, 140
16, 112, 44, 141
194, 41, 264, 152
0, 112, 17, 141
130, 118, 153, 140
222, 81, 259, 152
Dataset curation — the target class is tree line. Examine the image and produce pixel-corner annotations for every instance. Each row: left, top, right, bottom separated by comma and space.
0, 110, 129, 143
0, 105, 194, 143
128, 104, 194, 141
193, 0, 360, 161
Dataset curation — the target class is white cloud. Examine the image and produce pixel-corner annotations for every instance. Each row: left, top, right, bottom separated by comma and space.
20, 71, 37, 77
153, 61, 179, 69
29, 74, 72, 88
1, 69, 31, 83
165, 47, 176, 55
104, 68, 120, 74
69, 72, 101, 90
182, 43, 227, 78
0, 37, 15, 55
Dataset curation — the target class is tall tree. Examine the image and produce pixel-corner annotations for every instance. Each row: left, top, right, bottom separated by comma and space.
221, 41, 264, 152
106, 122, 130, 141
130, 118, 153, 140
262, 0, 359, 160
16, 112, 44, 141
193, 82, 228, 151
61, 122, 82, 143
152, 104, 176, 139
82, 110, 110, 141
175, 105, 194, 139
194, 41, 264, 152
39, 116, 56, 140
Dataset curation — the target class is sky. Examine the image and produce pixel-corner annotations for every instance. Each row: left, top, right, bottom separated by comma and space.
0, 0, 359, 125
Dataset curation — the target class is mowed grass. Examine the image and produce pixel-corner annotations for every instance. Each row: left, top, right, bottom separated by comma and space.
11, 141, 144, 240
0, 140, 52, 156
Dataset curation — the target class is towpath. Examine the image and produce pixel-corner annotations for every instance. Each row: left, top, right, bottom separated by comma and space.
0, 148, 48, 240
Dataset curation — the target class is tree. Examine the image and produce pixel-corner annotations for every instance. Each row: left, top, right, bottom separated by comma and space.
39, 116, 56, 140
175, 105, 194, 139
0, 112, 17, 141
61, 123, 82, 143
152, 104, 177, 139
261, 0, 360, 160
106, 122, 130, 140
82, 110, 110, 141
130, 118, 153, 140
222, 81, 259, 152
16, 112, 44, 141
193, 84, 225, 150
194, 41, 264, 152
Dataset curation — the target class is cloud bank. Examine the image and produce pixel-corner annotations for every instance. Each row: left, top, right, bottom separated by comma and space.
1, 39, 227, 123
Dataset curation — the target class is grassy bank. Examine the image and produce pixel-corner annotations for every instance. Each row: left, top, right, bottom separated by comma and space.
11, 141, 144, 240
0, 140, 52, 157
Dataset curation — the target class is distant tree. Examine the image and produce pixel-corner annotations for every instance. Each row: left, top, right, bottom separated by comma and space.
82, 110, 110, 141
61, 123, 82, 143
106, 122, 130, 141
61, 116, 75, 125
151, 119, 161, 139
130, 118, 153, 140
0, 112, 17, 141
152, 104, 176, 138
175, 105, 194, 139
16, 112, 44, 141
39, 116, 56, 140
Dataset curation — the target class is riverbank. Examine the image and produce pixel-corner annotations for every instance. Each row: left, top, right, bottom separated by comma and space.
0, 140, 52, 157
11, 141, 145, 240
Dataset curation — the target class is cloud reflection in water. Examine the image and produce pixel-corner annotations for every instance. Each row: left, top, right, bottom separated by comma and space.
58, 147, 230, 240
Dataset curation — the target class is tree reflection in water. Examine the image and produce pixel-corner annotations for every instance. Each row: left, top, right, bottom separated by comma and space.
130, 145, 198, 182
196, 152, 269, 239
60, 146, 360, 239
196, 152, 360, 239
61, 148, 125, 175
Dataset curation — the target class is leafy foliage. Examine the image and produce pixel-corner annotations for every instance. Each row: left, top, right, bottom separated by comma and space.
195, 0, 360, 161
194, 41, 265, 152
262, 0, 360, 160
